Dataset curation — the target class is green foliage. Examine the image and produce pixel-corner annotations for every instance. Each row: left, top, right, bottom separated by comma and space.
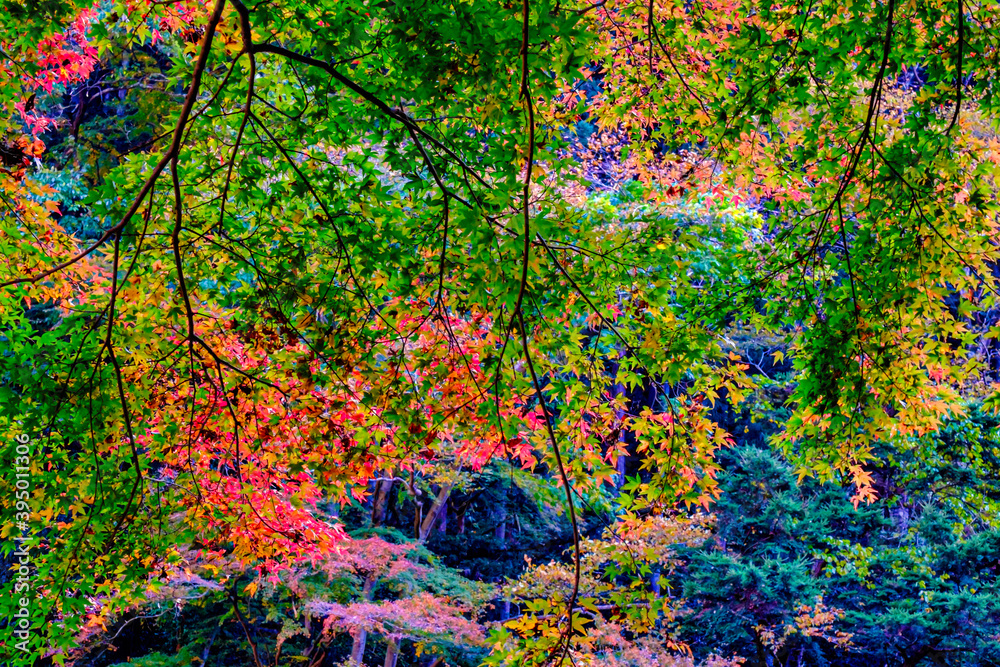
4, 0, 1000, 665
885, 406, 1000, 528
675, 431, 1000, 667
29, 168, 101, 239
108, 647, 198, 667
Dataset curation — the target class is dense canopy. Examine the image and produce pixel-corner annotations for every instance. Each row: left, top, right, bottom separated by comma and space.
2, 0, 1000, 666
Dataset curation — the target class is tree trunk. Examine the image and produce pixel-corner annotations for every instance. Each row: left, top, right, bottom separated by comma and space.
199, 621, 222, 666
350, 576, 378, 666
350, 629, 367, 667
387, 481, 400, 525
418, 481, 453, 542
383, 640, 400, 667
616, 447, 627, 487
372, 479, 393, 526
437, 501, 447, 534
751, 628, 770, 667
493, 497, 507, 547
614, 380, 628, 488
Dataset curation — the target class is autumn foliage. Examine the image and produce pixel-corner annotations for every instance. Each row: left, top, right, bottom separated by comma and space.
2, 0, 1000, 665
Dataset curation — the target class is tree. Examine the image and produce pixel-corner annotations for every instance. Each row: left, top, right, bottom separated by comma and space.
673, 436, 1000, 667
1, 0, 999, 664
580, 0, 1000, 494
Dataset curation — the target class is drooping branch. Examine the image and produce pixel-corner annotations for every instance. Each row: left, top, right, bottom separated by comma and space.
0, 0, 229, 290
